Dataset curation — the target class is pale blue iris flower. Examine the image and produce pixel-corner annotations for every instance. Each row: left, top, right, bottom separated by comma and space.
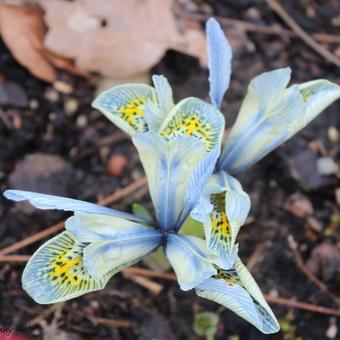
4, 18, 340, 334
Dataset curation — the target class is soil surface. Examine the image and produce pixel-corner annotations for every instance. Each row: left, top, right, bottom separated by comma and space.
0, 1, 339, 339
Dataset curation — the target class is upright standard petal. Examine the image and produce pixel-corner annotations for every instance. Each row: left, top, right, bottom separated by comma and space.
4, 189, 145, 223
192, 171, 250, 261
206, 18, 232, 108
144, 75, 175, 131
196, 257, 280, 334
135, 96, 225, 229
22, 231, 115, 304
165, 234, 217, 291
133, 131, 207, 230
152, 75, 174, 114
218, 68, 340, 174
92, 84, 157, 136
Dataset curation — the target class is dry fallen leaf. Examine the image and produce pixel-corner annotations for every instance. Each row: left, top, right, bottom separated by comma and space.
0, 4, 84, 82
42, 0, 207, 79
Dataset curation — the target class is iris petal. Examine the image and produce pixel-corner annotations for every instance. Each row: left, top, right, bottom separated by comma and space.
218, 68, 340, 174
22, 214, 162, 303
66, 213, 162, 280
4, 189, 144, 223
296, 79, 340, 135
133, 132, 207, 230
22, 231, 115, 304
196, 257, 280, 334
83, 234, 162, 279
159, 97, 225, 152
191, 171, 250, 261
206, 18, 232, 108
165, 234, 217, 291
66, 213, 160, 243
152, 75, 174, 114
92, 84, 157, 136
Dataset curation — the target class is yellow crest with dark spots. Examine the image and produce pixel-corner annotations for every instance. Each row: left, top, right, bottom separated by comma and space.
214, 267, 242, 286
213, 266, 276, 329
92, 84, 157, 136
209, 192, 232, 248
22, 231, 114, 304
118, 96, 148, 131
161, 113, 213, 150
159, 98, 225, 152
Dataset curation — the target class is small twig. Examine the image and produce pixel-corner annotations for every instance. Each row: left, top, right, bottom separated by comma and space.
14, 302, 36, 316
0, 222, 65, 257
123, 272, 163, 294
26, 303, 65, 327
0, 176, 147, 256
98, 131, 128, 146
2, 255, 340, 317
265, 295, 340, 317
287, 235, 340, 307
178, 12, 340, 44
88, 316, 137, 329
266, 0, 340, 68
123, 267, 177, 281
96, 176, 147, 207
0, 254, 31, 262
0, 109, 13, 129
246, 243, 265, 271
0, 255, 177, 281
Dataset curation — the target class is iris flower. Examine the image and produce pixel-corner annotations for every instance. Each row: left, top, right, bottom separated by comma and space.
4, 18, 340, 334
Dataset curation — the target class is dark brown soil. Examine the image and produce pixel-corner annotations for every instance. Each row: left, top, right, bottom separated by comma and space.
0, 1, 339, 339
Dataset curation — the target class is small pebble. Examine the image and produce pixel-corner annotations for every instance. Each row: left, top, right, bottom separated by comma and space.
90, 300, 100, 309
29, 98, 39, 110
328, 126, 339, 143
99, 146, 110, 163
245, 7, 261, 20
49, 112, 58, 121
44, 88, 59, 102
107, 154, 128, 177
53, 80, 73, 94
326, 317, 338, 339
317, 157, 338, 176
76, 115, 88, 128
64, 98, 79, 115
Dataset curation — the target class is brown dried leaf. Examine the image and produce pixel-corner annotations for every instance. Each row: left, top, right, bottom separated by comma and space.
0, 4, 84, 82
42, 0, 206, 78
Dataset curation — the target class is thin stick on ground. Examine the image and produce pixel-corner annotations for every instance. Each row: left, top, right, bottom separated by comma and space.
265, 295, 340, 317
123, 272, 163, 294
287, 235, 340, 307
0, 176, 147, 256
266, 0, 340, 68
88, 316, 137, 329
26, 303, 65, 327
123, 267, 177, 281
3, 254, 340, 317
178, 12, 340, 44
246, 243, 265, 271
0, 254, 31, 262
